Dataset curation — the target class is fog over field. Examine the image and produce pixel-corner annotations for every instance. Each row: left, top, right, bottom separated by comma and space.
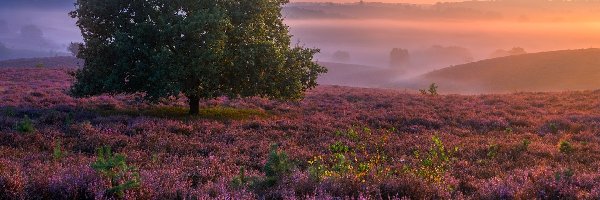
2, 0, 600, 92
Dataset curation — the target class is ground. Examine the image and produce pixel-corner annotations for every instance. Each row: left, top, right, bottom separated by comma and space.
2, 68, 600, 199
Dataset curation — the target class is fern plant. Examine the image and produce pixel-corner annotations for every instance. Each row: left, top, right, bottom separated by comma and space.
92, 146, 140, 198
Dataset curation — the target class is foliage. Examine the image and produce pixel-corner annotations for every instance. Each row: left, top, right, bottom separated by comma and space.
67, 42, 82, 57
412, 136, 457, 183
308, 128, 393, 182
15, 115, 35, 133
69, 0, 327, 115
487, 143, 499, 159
558, 140, 573, 154
91, 146, 140, 198
260, 144, 293, 187
420, 83, 439, 96
52, 139, 64, 161
428, 83, 439, 96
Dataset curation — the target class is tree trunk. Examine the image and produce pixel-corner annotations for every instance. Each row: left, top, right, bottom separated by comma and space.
188, 95, 200, 115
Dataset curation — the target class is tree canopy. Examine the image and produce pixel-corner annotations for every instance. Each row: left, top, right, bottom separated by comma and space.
69, 0, 327, 114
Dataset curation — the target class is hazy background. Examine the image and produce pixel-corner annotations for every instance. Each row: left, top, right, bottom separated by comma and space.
2, 0, 600, 92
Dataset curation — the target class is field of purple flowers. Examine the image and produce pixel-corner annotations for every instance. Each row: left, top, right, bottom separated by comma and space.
2, 68, 600, 199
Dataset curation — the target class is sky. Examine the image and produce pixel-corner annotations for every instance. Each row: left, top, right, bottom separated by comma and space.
291, 0, 460, 3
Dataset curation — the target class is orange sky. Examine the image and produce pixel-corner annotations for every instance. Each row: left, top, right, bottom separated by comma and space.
290, 0, 462, 3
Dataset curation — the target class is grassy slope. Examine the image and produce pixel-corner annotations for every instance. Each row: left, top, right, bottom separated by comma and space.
419, 48, 600, 93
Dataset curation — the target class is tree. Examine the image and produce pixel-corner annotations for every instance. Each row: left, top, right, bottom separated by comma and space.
390, 48, 410, 68
69, 0, 327, 115
67, 42, 82, 57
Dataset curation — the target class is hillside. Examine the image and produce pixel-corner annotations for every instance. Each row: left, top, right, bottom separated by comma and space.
415, 48, 600, 93
3, 68, 600, 198
0, 56, 80, 68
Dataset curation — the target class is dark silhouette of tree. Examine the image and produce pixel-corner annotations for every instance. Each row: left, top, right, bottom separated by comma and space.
69, 0, 327, 115
390, 48, 410, 68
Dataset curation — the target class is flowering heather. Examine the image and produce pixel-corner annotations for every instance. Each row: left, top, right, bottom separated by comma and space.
2, 68, 600, 199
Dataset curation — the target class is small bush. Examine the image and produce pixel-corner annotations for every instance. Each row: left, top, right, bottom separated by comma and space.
92, 146, 140, 198
487, 144, 499, 159
558, 141, 573, 154
412, 135, 457, 183
261, 144, 293, 187
329, 141, 350, 154
419, 83, 439, 96
15, 115, 35, 133
428, 83, 439, 96
520, 139, 531, 151
53, 139, 64, 161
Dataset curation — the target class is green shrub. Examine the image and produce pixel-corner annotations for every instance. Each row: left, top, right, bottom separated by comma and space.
419, 83, 439, 96
487, 144, 499, 159
92, 146, 140, 198
520, 139, 531, 152
15, 115, 35, 133
329, 141, 350, 154
261, 144, 293, 187
412, 136, 457, 183
232, 145, 294, 194
308, 127, 393, 182
52, 139, 64, 161
428, 83, 439, 96
558, 140, 573, 154
231, 167, 253, 188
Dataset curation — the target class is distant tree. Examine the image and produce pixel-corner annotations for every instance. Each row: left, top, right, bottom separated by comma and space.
69, 0, 327, 115
67, 42, 82, 57
390, 48, 410, 68
490, 47, 527, 58
332, 50, 351, 62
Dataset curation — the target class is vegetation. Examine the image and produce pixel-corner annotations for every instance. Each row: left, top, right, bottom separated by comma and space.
92, 146, 140, 198
3, 68, 600, 198
411, 136, 457, 183
15, 115, 35, 133
69, 0, 326, 115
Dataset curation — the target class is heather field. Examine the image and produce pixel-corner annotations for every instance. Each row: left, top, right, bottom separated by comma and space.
3, 68, 600, 199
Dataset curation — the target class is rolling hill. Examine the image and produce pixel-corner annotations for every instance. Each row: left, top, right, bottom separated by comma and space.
410, 48, 600, 93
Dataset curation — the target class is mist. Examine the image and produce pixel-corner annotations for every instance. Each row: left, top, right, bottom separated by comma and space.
2, 0, 600, 93
0, 0, 80, 60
